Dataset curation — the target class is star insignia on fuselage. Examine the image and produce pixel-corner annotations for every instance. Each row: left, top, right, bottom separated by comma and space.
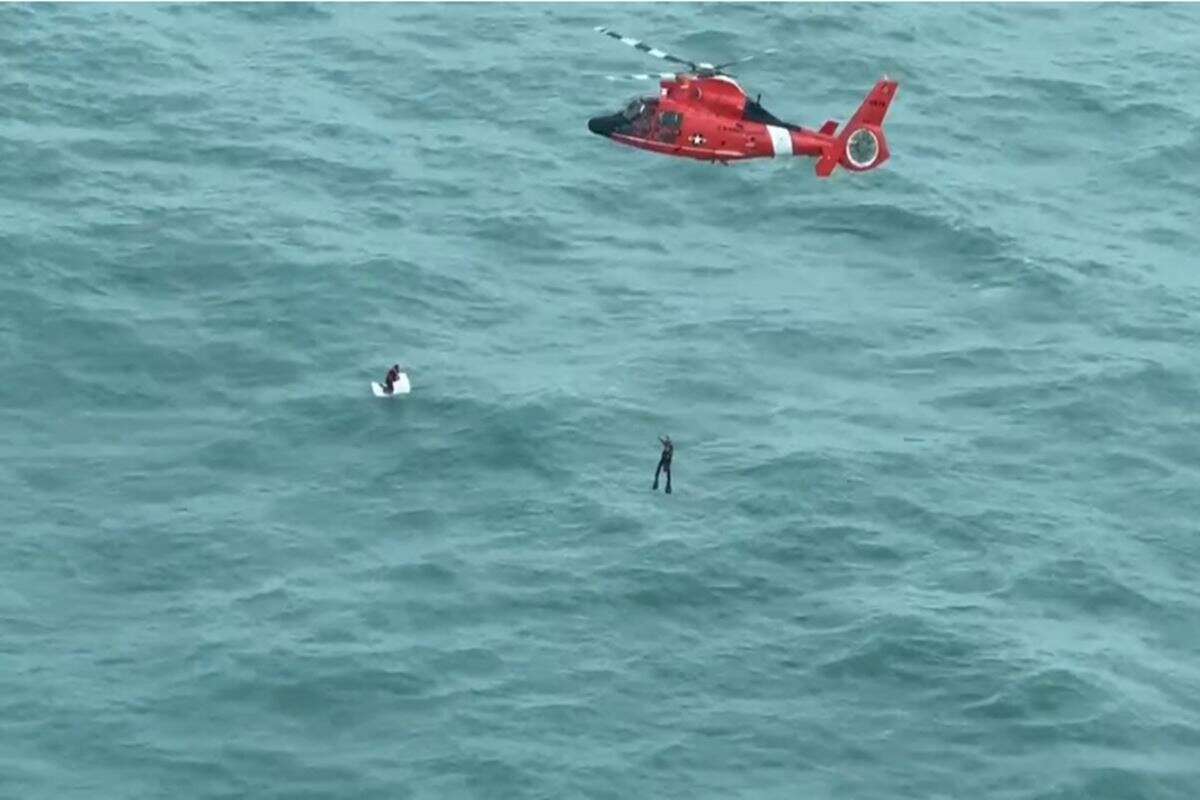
689, 133, 705, 146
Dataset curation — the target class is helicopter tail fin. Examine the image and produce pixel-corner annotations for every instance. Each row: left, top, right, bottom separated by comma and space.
818, 119, 838, 136
814, 78, 898, 178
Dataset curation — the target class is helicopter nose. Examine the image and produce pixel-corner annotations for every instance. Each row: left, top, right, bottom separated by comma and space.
588, 114, 621, 137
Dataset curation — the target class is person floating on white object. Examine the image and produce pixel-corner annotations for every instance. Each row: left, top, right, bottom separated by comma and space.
383, 364, 401, 394
372, 365, 411, 397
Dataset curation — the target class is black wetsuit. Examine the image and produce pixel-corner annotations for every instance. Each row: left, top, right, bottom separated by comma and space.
384, 367, 400, 394
653, 438, 673, 494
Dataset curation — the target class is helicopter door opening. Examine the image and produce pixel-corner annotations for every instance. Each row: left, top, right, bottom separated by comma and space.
657, 111, 683, 143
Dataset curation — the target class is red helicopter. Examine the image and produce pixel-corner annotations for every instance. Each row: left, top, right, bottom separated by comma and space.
587, 26, 898, 177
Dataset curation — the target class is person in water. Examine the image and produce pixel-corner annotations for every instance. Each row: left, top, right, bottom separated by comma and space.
383, 364, 401, 395
653, 435, 673, 494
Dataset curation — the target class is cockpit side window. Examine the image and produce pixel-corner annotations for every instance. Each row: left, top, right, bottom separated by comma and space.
660, 111, 683, 129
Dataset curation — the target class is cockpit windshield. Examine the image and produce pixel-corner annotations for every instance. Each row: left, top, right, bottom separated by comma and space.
622, 97, 658, 121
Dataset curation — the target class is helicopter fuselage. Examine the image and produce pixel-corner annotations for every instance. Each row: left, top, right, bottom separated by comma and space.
589, 75, 815, 161
588, 73, 897, 177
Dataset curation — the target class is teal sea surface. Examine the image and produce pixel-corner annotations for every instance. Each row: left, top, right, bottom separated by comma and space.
3, 3, 1200, 798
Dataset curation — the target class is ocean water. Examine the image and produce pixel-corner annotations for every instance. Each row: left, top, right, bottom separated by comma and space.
3, 2, 1200, 797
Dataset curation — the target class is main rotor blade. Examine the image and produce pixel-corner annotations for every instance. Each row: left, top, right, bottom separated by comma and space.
714, 48, 778, 72
604, 72, 678, 82
594, 26, 696, 71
